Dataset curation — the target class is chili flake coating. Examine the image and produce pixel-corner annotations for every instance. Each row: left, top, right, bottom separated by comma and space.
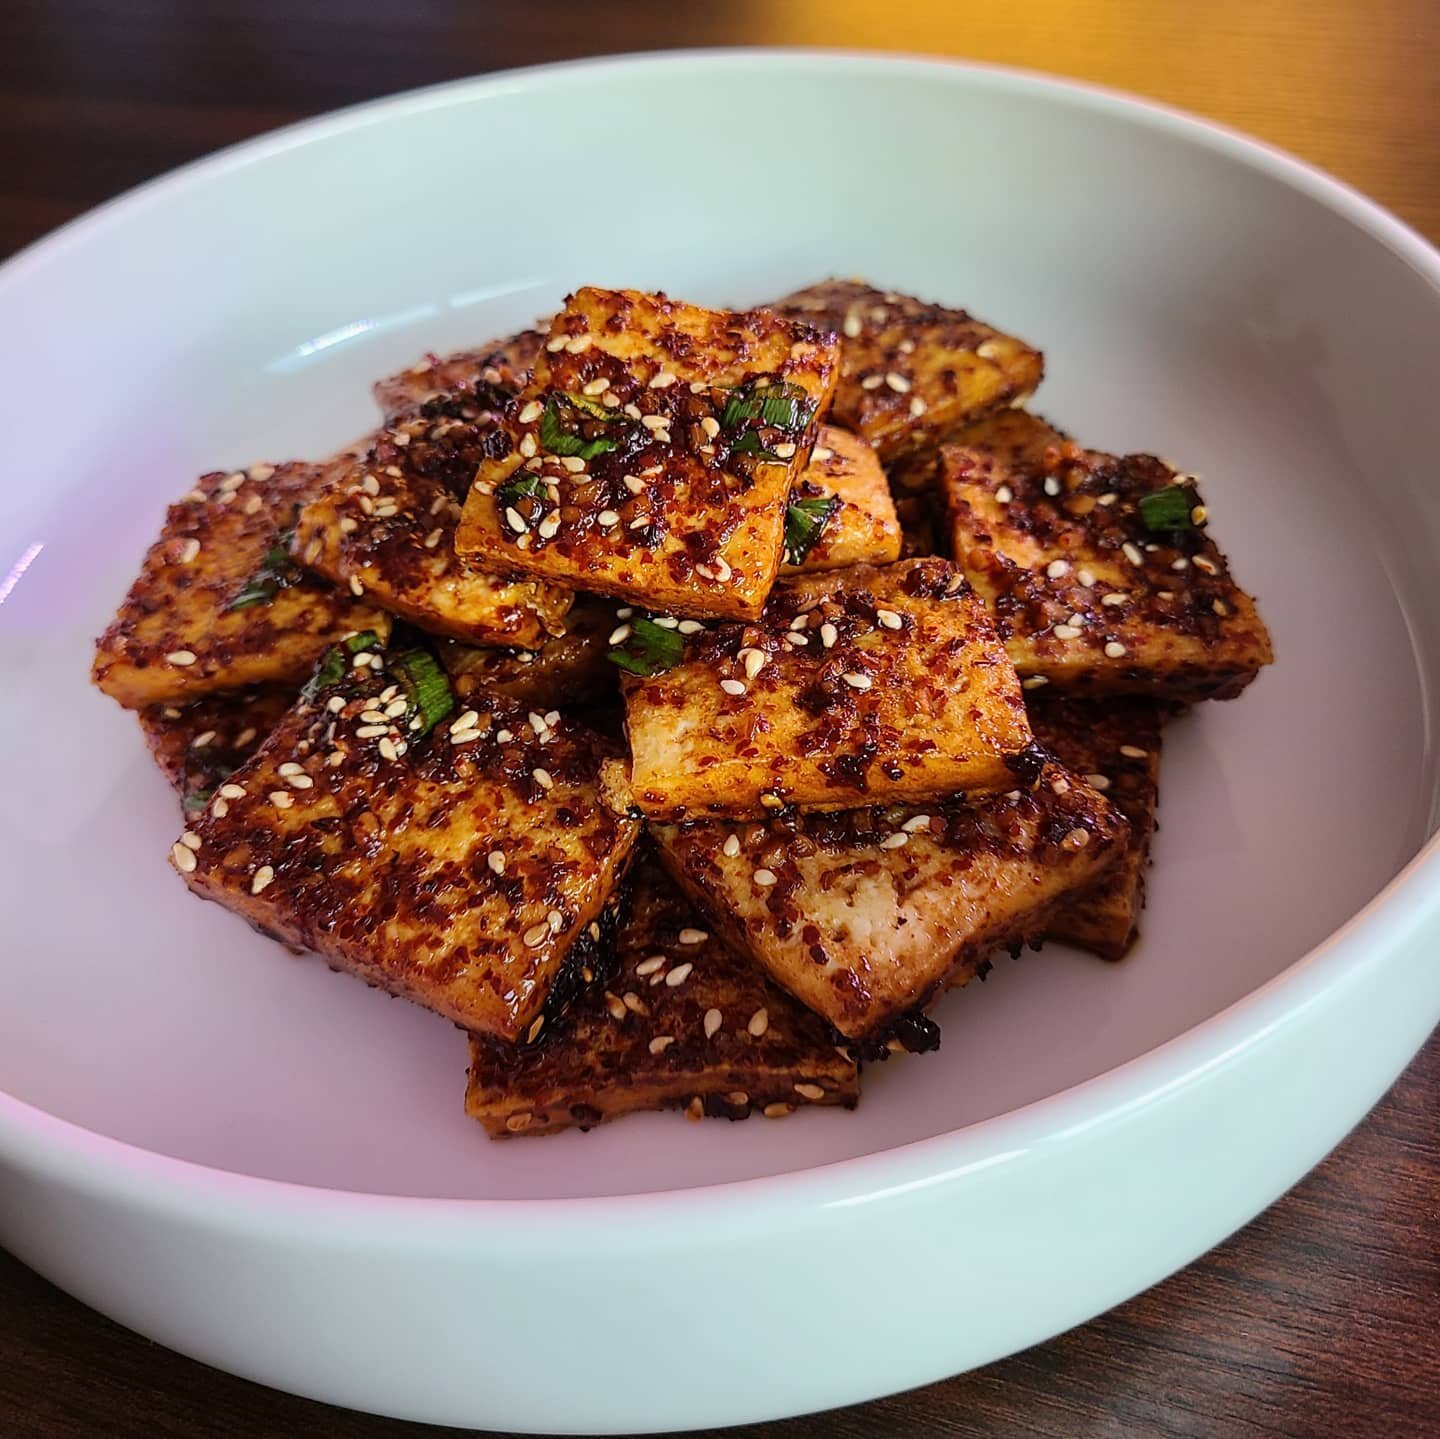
466, 859, 858, 1137
171, 642, 642, 1042
781, 425, 901, 573
769, 279, 1043, 464
138, 685, 294, 811
609, 558, 1034, 821
941, 411, 1274, 701
455, 287, 840, 621
292, 402, 573, 647
437, 596, 617, 710
652, 761, 1128, 1040
1028, 695, 1164, 960
92, 458, 392, 708
372, 328, 545, 425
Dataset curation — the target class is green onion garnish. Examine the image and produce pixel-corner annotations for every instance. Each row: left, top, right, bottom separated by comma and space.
730, 430, 784, 462
719, 379, 813, 435
784, 495, 841, 566
539, 393, 634, 460
495, 473, 550, 511
225, 529, 300, 612
301, 630, 382, 702
390, 648, 455, 737
1138, 485, 1199, 533
608, 616, 685, 677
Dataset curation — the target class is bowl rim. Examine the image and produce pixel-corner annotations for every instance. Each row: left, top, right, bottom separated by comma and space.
3, 47, 1438, 1225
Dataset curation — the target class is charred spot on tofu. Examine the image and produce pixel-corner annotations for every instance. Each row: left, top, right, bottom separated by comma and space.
1028, 694, 1164, 960
372, 328, 545, 425
291, 402, 573, 648
782, 426, 901, 573
941, 410, 1274, 701
466, 859, 858, 1136
769, 279, 1043, 463
455, 287, 841, 621
138, 685, 295, 813
652, 761, 1129, 1040
612, 557, 1034, 821
171, 633, 642, 1042
92, 459, 392, 708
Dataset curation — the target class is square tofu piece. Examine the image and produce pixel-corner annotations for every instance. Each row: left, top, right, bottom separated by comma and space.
292, 409, 573, 648
652, 761, 1128, 1041
138, 685, 294, 811
372, 328, 544, 424
455, 287, 840, 621
437, 596, 618, 710
782, 425, 901, 573
770, 279, 1043, 463
1029, 695, 1164, 959
92, 460, 392, 708
612, 558, 1034, 821
172, 635, 641, 1041
941, 411, 1275, 701
466, 860, 859, 1136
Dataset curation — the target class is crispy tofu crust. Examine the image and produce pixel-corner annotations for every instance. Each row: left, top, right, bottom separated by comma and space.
437, 596, 618, 709
372, 329, 545, 424
455, 287, 840, 621
1028, 695, 1163, 960
941, 411, 1274, 701
466, 859, 859, 1136
770, 279, 1043, 463
172, 644, 642, 1041
138, 686, 294, 809
92, 460, 392, 708
292, 408, 573, 648
652, 761, 1128, 1039
614, 558, 1034, 821
783, 426, 901, 573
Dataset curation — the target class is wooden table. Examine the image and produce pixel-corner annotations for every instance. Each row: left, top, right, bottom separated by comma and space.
2, 3, 1436, 1434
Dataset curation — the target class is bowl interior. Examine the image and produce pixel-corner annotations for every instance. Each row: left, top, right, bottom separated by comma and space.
1, 55, 1437, 1200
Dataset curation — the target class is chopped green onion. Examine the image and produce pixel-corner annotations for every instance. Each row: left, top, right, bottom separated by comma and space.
390, 648, 455, 737
496, 473, 550, 511
730, 430, 784, 462
539, 393, 633, 460
301, 630, 382, 702
719, 379, 814, 435
608, 616, 685, 677
225, 529, 299, 612
1138, 485, 1198, 532
784, 495, 841, 565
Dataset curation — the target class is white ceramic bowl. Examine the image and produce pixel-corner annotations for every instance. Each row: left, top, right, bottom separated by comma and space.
2, 51, 1438, 1434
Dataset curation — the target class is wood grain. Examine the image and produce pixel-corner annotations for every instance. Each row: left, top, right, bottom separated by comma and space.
2, 2, 1437, 1435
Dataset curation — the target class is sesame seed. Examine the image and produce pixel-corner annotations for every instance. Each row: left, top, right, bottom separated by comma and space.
170, 842, 197, 873
566, 334, 593, 353
677, 619, 704, 634
623, 992, 648, 1015
165, 650, 197, 667
517, 400, 543, 424
812, 446, 834, 462
1044, 476, 1061, 497
581, 377, 610, 396
701, 416, 720, 439
794, 1082, 826, 1101
704, 1008, 723, 1038
665, 963, 693, 987
496, 728, 513, 742
748, 1008, 770, 1037
885, 372, 911, 393
219, 783, 245, 800
722, 833, 741, 858
251, 865, 275, 895
505, 1112, 533, 1133
679, 928, 708, 945
995, 485, 1013, 504
505, 507, 528, 533
741, 649, 766, 680
211, 791, 227, 818
648, 370, 677, 389
880, 831, 909, 849
532, 768, 553, 790
248, 462, 275, 482
1122, 542, 1143, 565
523, 922, 550, 947
909, 396, 928, 418
191, 730, 216, 749
243, 493, 264, 515
220, 471, 246, 493
605, 993, 627, 1021
635, 954, 666, 978
843, 310, 863, 337
727, 1091, 750, 1107
760, 793, 784, 810
285, 773, 314, 790
1046, 559, 1070, 579
772, 441, 797, 459
720, 678, 747, 697
355, 724, 387, 739
649, 1035, 675, 1055
1077, 568, 1096, 587
1098, 492, 1118, 506
860, 374, 884, 391
487, 850, 506, 875
560, 455, 586, 474
1213, 598, 1230, 616
1063, 827, 1091, 849
623, 403, 642, 420
1086, 773, 1112, 790
179, 830, 202, 851
902, 814, 932, 833
176, 537, 201, 564
269, 790, 293, 809
1101, 592, 1127, 606
545, 335, 568, 352
1021, 676, 1049, 690
754, 868, 777, 887
609, 623, 632, 646
1191, 505, 1208, 524
876, 608, 903, 629
1051, 776, 1071, 794
597, 510, 620, 528
360, 474, 380, 496
763, 1103, 792, 1119
378, 737, 399, 761
537, 514, 561, 540
1120, 744, 1149, 759
1053, 624, 1082, 640
1172, 556, 1190, 571
1193, 555, 1218, 575
842, 672, 872, 690
640, 414, 667, 432
1104, 641, 1128, 658
820, 622, 838, 648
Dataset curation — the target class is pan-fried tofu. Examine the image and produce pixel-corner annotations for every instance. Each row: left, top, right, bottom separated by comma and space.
372, 329, 544, 424
941, 411, 1274, 701
171, 635, 642, 1041
437, 596, 617, 709
455, 287, 840, 621
466, 860, 859, 1136
1029, 695, 1163, 959
611, 558, 1034, 821
292, 411, 573, 648
138, 686, 294, 811
652, 762, 1128, 1040
770, 279, 1043, 463
782, 426, 901, 573
92, 460, 392, 708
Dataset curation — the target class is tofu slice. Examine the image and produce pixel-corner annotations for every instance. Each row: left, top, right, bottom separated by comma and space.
782, 425, 901, 573
1029, 694, 1164, 959
613, 558, 1034, 821
92, 460, 392, 708
171, 635, 642, 1041
437, 596, 618, 709
372, 328, 545, 424
138, 686, 294, 811
292, 409, 573, 648
466, 859, 859, 1136
941, 411, 1275, 701
455, 287, 840, 621
770, 279, 1043, 463
652, 761, 1128, 1041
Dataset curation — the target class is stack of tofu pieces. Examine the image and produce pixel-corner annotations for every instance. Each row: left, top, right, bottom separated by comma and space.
92, 282, 1272, 1138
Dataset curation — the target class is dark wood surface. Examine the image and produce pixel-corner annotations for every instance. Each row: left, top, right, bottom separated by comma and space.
2, 3, 1437, 1436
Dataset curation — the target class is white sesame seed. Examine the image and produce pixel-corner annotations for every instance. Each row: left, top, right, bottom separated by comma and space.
842, 672, 872, 690
505, 507, 528, 533
378, 736, 399, 761
623, 992, 647, 1015
517, 400, 543, 424
1086, 773, 1112, 790
700, 416, 720, 439
843, 310, 863, 338
285, 773, 314, 790
605, 993, 627, 1021
165, 650, 197, 667
909, 395, 928, 418
1051, 776, 1071, 794
179, 830, 201, 851
1120, 745, 1150, 759
1044, 476, 1061, 497
1077, 568, 1096, 587
649, 1035, 675, 1055
487, 850, 506, 875
1213, 598, 1230, 616
581, 377, 610, 397
1172, 556, 1190, 571
355, 724, 388, 738
360, 473, 380, 496
595, 509, 619, 528
1021, 675, 1049, 690
772, 441, 797, 459
1052, 624, 1082, 640
190, 730, 216, 749
811, 446, 833, 463
860, 374, 884, 391
517, 432, 538, 459
789, 614, 810, 630
1122, 542, 1143, 565
720, 678, 747, 697
885, 372, 912, 393
219, 783, 245, 800
624, 403, 643, 420
995, 485, 1013, 504
794, 1082, 826, 1101
1046, 559, 1070, 579
753, 868, 777, 887
640, 414, 667, 431
722, 833, 741, 858
902, 814, 932, 833
748, 1008, 770, 1037
565, 334, 593, 353
538, 514, 561, 540
545, 335, 568, 352
170, 842, 197, 873
210, 789, 227, 813
269, 790, 293, 809
1063, 827, 1091, 849
1104, 641, 1128, 659
250, 864, 275, 895
763, 1103, 792, 1119
1193, 555, 1218, 575
635, 954, 666, 977
665, 963, 693, 988
523, 922, 550, 947
648, 370, 677, 389
880, 831, 909, 849
176, 537, 201, 564
560, 455, 586, 474
1101, 592, 1127, 607
677, 619, 704, 634
496, 728, 513, 742
820, 622, 838, 648
704, 1008, 723, 1038
742, 649, 766, 680
532, 768, 553, 790
608, 623, 632, 646
875, 608, 903, 629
